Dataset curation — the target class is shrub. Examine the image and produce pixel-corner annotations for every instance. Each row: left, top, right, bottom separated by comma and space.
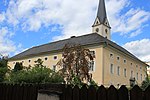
7, 59, 64, 84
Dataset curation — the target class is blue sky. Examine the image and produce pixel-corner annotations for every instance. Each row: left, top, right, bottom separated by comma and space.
0, 0, 150, 62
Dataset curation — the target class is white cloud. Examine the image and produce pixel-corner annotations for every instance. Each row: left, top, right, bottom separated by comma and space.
0, 13, 5, 22
0, 0, 150, 56
0, 27, 16, 56
2, 0, 149, 40
123, 39, 150, 62
106, 1, 150, 37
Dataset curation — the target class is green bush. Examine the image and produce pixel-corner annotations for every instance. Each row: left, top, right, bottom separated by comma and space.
7, 59, 64, 84
0, 58, 8, 82
13, 62, 23, 72
0, 67, 7, 82
141, 76, 150, 90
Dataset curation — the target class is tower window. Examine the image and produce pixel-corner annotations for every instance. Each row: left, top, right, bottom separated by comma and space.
96, 21, 99, 24
96, 28, 99, 32
105, 29, 108, 33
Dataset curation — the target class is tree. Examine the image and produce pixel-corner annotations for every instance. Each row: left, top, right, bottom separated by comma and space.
0, 57, 8, 82
56, 44, 95, 86
13, 62, 23, 72
141, 72, 150, 90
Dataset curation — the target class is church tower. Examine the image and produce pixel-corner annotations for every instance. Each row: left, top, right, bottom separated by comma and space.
92, 0, 111, 40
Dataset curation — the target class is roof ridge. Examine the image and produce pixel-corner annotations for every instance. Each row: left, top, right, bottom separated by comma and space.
31, 33, 97, 49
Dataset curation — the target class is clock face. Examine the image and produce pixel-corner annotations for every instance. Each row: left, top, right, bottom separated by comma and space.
96, 28, 99, 32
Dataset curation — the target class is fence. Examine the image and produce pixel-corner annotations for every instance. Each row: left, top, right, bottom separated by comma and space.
0, 83, 150, 100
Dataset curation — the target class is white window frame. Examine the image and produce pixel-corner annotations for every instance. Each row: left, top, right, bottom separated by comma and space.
136, 73, 138, 80
53, 65, 56, 71
131, 70, 133, 78
123, 59, 127, 64
117, 56, 120, 62
89, 60, 95, 72
110, 53, 114, 59
117, 66, 120, 76
110, 64, 114, 74
124, 68, 127, 77
141, 74, 142, 81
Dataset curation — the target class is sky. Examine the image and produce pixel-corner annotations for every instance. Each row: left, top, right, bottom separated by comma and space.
0, 0, 150, 62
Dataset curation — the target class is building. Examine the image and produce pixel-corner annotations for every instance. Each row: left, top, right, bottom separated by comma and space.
146, 62, 150, 75
8, 0, 147, 86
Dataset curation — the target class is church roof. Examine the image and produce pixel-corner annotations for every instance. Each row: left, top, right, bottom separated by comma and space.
9, 33, 146, 65
97, 0, 107, 23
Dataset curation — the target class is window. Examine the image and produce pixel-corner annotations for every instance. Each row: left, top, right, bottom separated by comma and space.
96, 21, 99, 24
136, 65, 138, 68
124, 59, 126, 63
131, 71, 133, 78
110, 53, 113, 58
140, 66, 142, 69
54, 56, 57, 60
124, 68, 127, 77
45, 57, 48, 61
144, 75, 146, 79
131, 63, 132, 66
29, 60, 31, 63
96, 28, 99, 32
105, 29, 108, 33
89, 61, 94, 71
117, 57, 120, 61
136, 73, 138, 80
110, 64, 114, 74
53, 65, 56, 71
117, 66, 120, 75
90, 51, 95, 58
141, 74, 142, 81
